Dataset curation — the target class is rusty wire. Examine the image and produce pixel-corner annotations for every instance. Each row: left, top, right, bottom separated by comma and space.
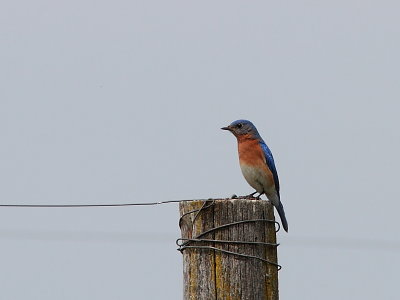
0, 196, 283, 270
177, 199, 282, 270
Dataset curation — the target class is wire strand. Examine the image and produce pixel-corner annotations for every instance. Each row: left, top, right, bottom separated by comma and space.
0, 199, 207, 208
0, 196, 257, 208
177, 199, 282, 270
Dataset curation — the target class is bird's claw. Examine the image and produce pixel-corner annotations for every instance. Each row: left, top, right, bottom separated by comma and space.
237, 192, 260, 200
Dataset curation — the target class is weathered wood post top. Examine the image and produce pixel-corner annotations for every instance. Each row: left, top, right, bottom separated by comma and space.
178, 198, 280, 300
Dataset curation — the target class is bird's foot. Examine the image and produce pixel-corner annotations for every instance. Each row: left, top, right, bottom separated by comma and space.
239, 192, 260, 200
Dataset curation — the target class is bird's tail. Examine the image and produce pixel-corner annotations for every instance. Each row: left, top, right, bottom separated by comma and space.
276, 201, 289, 232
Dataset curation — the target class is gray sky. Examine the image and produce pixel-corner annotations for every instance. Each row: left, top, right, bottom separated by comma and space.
1, 1, 399, 299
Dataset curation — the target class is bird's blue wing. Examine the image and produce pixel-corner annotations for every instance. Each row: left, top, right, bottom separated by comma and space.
260, 141, 280, 198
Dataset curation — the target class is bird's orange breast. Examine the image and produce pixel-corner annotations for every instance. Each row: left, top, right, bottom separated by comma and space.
237, 136, 275, 190
237, 136, 266, 166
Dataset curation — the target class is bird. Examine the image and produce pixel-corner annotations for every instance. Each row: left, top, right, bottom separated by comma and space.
221, 119, 289, 232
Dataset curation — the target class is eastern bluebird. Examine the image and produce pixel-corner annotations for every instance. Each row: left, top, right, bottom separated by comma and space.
222, 119, 289, 232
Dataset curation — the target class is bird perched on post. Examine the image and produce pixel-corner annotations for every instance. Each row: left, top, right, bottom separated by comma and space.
221, 119, 288, 232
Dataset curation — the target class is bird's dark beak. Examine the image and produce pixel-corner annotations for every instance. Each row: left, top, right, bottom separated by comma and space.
221, 126, 231, 131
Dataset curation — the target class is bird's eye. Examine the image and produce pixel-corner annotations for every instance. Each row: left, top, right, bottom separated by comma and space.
236, 123, 242, 128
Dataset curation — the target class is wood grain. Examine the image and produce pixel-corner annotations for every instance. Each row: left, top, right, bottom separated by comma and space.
179, 199, 279, 300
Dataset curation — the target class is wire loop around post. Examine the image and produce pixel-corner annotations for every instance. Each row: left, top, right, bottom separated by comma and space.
177, 199, 282, 270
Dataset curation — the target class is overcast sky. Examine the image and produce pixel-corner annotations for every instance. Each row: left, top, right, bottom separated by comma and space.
1, 1, 399, 299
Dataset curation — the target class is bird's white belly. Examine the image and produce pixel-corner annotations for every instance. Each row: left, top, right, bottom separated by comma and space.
240, 164, 269, 193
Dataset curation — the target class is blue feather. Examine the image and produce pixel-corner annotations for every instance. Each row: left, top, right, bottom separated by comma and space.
259, 141, 280, 198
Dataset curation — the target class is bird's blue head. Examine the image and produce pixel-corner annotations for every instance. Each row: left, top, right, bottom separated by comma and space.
221, 119, 262, 140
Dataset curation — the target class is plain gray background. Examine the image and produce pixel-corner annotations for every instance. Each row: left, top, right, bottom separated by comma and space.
1, 1, 399, 299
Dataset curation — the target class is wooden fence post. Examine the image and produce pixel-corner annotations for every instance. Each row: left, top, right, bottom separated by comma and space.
178, 198, 279, 300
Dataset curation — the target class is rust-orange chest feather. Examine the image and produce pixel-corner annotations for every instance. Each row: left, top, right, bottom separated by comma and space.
237, 135, 266, 167
236, 135, 275, 192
